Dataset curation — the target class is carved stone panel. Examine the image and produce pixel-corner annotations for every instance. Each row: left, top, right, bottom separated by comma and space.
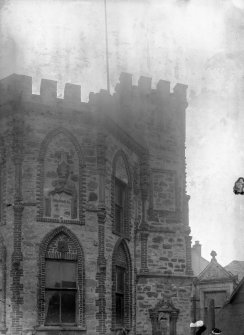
45, 232, 78, 260
150, 170, 176, 212
158, 312, 170, 335
149, 298, 179, 335
43, 133, 79, 220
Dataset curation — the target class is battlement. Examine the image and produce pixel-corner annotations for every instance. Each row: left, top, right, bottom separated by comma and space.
115, 72, 188, 101
0, 73, 85, 109
0, 72, 188, 110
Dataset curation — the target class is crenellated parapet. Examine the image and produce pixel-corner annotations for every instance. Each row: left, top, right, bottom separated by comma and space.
0, 72, 187, 114
113, 72, 188, 104
0, 73, 87, 111
88, 72, 188, 145
0, 74, 32, 104
0, 72, 188, 160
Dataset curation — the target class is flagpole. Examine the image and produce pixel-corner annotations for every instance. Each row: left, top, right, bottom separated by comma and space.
104, 0, 110, 93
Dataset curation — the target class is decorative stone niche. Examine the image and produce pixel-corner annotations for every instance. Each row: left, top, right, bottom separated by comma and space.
149, 298, 179, 335
37, 128, 85, 225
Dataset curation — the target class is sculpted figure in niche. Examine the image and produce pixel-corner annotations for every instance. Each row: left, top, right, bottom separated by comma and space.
158, 312, 170, 335
45, 150, 78, 220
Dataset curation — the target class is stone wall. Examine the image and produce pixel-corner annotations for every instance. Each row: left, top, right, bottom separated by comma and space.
0, 73, 192, 335
136, 276, 192, 335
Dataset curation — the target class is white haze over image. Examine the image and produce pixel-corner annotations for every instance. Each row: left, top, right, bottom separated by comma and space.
1, 0, 244, 265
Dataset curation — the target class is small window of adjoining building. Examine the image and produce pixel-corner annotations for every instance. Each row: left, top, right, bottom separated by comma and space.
45, 260, 77, 325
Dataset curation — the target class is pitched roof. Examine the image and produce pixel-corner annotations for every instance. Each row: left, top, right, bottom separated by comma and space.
198, 252, 236, 282
225, 276, 244, 304
224, 260, 244, 281
191, 249, 209, 276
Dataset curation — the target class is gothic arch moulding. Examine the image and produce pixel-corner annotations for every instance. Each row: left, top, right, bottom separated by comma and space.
38, 225, 85, 328
111, 150, 132, 239
112, 150, 132, 188
111, 238, 133, 330
36, 127, 86, 225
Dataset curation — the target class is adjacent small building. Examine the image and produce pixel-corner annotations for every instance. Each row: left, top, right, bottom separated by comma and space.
224, 260, 244, 281
216, 277, 244, 334
191, 250, 237, 333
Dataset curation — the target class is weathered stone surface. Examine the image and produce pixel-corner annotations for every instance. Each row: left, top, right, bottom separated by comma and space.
0, 73, 191, 335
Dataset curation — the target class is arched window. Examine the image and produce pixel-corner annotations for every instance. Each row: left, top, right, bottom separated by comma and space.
38, 227, 85, 328
112, 239, 132, 330
112, 151, 131, 239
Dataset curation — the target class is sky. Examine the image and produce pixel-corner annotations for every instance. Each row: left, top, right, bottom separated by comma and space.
1, 0, 244, 265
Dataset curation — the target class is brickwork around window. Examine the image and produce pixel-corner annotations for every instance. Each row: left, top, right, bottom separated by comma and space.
38, 225, 85, 328
95, 129, 107, 333
0, 136, 6, 225
111, 238, 132, 331
36, 127, 86, 225
111, 151, 132, 240
11, 117, 25, 335
140, 232, 149, 273
0, 237, 6, 331
96, 207, 107, 335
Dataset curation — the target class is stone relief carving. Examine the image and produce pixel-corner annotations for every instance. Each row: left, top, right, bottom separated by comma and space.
158, 312, 170, 335
150, 169, 176, 212
44, 135, 79, 220
149, 298, 179, 335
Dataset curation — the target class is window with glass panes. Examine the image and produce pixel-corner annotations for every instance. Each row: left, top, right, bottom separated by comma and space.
115, 265, 126, 326
45, 260, 77, 325
115, 178, 126, 234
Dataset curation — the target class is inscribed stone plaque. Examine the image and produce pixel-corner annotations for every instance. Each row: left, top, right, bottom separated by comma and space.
50, 192, 72, 219
44, 133, 79, 219
152, 170, 176, 211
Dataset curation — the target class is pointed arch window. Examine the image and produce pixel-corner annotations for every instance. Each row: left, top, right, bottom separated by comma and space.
115, 265, 126, 326
112, 240, 132, 330
115, 177, 126, 234
45, 260, 77, 325
112, 152, 131, 239
38, 227, 85, 330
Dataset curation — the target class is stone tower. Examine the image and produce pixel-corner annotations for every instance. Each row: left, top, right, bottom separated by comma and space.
0, 73, 192, 335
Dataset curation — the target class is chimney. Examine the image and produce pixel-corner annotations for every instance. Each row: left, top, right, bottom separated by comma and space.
192, 241, 201, 256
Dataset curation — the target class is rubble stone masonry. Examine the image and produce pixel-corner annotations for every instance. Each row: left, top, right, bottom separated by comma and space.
0, 73, 193, 335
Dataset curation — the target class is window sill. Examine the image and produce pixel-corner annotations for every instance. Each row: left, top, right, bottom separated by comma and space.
36, 325, 86, 333
111, 326, 131, 332
36, 216, 84, 225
